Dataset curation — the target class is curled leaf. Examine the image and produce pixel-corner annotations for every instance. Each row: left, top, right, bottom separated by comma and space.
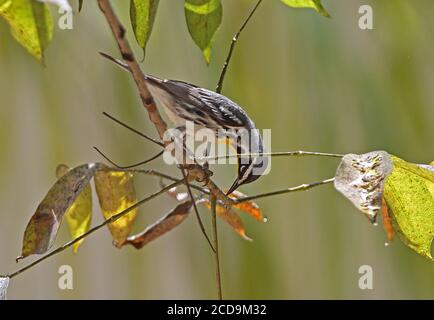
19, 163, 101, 260
94, 169, 138, 247
228, 190, 267, 223
0, 0, 53, 62
383, 157, 434, 261
130, 0, 159, 56
125, 201, 193, 249
281, 0, 330, 17
184, 0, 222, 64
334, 151, 393, 223
56, 164, 92, 253
381, 198, 394, 244
0, 277, 9, 300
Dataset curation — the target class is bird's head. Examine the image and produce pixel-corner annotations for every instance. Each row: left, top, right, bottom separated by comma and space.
226, 129, 269, 195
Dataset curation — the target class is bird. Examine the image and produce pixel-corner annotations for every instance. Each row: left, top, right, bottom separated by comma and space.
100, 52, 268, 195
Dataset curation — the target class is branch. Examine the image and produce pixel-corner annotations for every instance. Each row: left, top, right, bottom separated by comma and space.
102, 112, 164, 147
235, 178, 335, 203
97, 0, 167, 139
94, 146, 163, 169
210, 194, 223, 300
6, 181, 183, 279
216, 0, 263, 93
98, 0, 228, 202
180, 168, 216, 252
197, 150, 344, 162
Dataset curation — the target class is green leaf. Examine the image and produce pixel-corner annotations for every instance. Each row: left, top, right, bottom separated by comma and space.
184, 0, 222, 64
56, 164, 92, 254
94, 169, 138, 248
0, 0, 53, 62
130, 0, 160, 57
280, 0, 330, 18
0, 277, 9, 300
383, 157, 434, 261
19, 163, 102, 260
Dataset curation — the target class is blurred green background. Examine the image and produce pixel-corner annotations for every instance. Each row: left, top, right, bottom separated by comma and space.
0, 0, 433, 299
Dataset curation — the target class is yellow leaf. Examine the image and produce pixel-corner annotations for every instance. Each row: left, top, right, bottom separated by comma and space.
56, 164, 92, 253
384, 157, 434, 261
94, 170, 137, 247
0, 0, 53, 61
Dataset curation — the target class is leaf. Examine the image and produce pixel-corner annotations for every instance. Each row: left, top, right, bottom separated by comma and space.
125, 201, 193, 249
0, 0, 53, 61
19, 163, 101, 260
201, 199, 252, 241
0, 277, 9, 300
383, 157, 434, 261
37, 0, 72, 12
228, 190, 267, 223
56, 164, 92, 253
280, 0, 330, 18
184, 0, 222, 64
94, 169, 138, 247
130, 0, 159, 56
334, 151, 393, 223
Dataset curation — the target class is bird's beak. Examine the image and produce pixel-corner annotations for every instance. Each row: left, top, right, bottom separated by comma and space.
226, 177, 240, 196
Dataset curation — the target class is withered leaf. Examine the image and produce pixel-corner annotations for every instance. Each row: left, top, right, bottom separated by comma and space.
228, 190, 267, 223
125, 201, 193, 249
201, 198, 252, 241
94, 169, 138, 248
56, 164, 92, 253
334, 151, 393, 223
19, 163, 101, 260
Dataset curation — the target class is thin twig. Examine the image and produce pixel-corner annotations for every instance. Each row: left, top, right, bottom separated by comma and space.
216, 0, 263, 93
180, 168, 216, 252
102, 112, 164, 147
210, 194, 222, 300
197, 150, 344, 162
94, 146, 163, 169
6, 181, 182, 279
235, 178, 335, 203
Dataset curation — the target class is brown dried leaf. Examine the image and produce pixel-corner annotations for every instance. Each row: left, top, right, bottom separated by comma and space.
381, 197, 394, 244
94, 170, 138, 248
19, 163, 101, 260
228, 190, 267, 223
125, 201, 193, 249
202, 199, 252, 241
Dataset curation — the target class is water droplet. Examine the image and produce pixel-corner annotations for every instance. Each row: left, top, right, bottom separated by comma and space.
373, 222, 378, 227
384, 242, 389, 247
263, 216, 268, 223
